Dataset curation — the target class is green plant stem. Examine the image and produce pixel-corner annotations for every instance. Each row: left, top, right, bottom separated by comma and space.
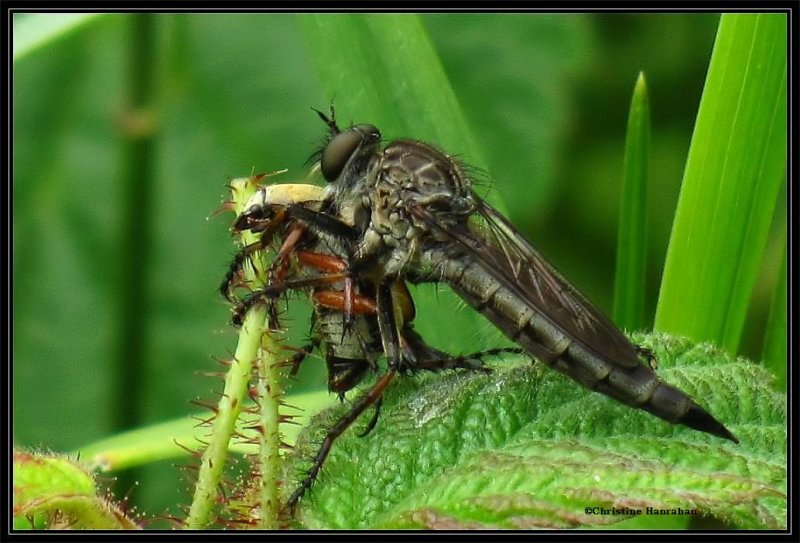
184, 306, 267, 528
256, 332, 282, 528
613, 71, 650, 332
113, 13, 157, 497
185, 175, 282, 528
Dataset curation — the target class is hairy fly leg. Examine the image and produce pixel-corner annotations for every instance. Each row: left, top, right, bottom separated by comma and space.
220, 206, 290, 302
231, 272, 350, 327
284, 370, 396, 514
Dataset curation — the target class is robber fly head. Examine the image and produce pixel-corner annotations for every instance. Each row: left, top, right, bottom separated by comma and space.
312, 106, 382, 186
320, 123, 381, 183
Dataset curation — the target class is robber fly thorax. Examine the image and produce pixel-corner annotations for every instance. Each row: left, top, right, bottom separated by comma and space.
302, 109, 738, 444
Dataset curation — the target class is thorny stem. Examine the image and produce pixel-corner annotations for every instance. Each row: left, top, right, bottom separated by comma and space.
184, 175, 284, 528
184, 307, 268, 528
257, 332, 282, 528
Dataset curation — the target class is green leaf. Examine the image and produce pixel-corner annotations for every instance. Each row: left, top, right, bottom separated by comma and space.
655, 14, 787, 352
13, 450, 139, 529
613, 71, 651, 332
286, 333, 785, 530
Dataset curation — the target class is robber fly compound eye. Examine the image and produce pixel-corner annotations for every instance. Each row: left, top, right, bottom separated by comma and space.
320, 124, 381, 182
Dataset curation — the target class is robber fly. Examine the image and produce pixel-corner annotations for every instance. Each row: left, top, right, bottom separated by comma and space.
222, 180, 516, 510
282, 108, 738, 448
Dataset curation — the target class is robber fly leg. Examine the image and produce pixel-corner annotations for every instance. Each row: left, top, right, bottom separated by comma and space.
283, 344, 316, 376
287, 204, 359, 246
297, 250, 365, 338
285, 370, 396, 513
267, 222, 306, 285
276, 326, 322, 378
219, 236, 271, 302
401, 326, 521, 373
231, 273, 349, 326
256, 223, 308, 329
634, 344, 658, 370
357, 396, 383, 438
375, 278, 403, 371
449, 346, 524, 372
342, 276, 355, 333
221, 208, 289, 302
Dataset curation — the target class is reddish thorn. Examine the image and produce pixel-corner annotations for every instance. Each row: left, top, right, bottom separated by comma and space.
210, 201, 236, 219
191, 415, 216, 428
195, 370, 227, 378
189, 399, 219, 413
279, 416, 300, 426
279, 401, 303, 412
172, 439, 200, 456
243, 424, 266, 435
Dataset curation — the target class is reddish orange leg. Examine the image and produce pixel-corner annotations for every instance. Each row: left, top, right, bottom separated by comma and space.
312, 290, 377, 315
269, 223, 306, 284
296, 250, 360, 331
261, 223, 307, 328
231, 272, 350, 327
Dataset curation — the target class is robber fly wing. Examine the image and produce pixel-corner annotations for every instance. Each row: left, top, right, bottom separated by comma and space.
411, 194, 641, 368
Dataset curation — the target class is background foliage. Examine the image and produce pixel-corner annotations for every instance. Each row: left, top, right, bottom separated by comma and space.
13, 13, 786, 526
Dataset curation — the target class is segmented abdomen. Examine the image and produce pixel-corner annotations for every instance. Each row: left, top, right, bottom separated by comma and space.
426, 250, 737, 442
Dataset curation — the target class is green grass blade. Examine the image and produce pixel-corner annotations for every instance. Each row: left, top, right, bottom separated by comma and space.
613, 72, 650, 332
296, 14, 487, 174
296, 14, 512, 355
70, 389, 333, 473
762, 240, 786, 391
654, 14, 787, 354
13, 13, 104, 61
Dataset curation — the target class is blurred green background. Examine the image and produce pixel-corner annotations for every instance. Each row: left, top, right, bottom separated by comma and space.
12, 13, 785, 523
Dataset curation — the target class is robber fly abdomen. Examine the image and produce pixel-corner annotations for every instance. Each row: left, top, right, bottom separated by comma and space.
422, 245, 732, 436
